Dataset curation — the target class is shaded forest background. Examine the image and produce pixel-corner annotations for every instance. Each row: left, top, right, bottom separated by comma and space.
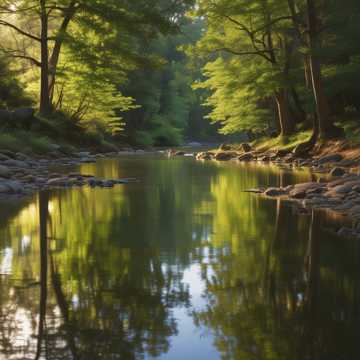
0, 0, 360, 153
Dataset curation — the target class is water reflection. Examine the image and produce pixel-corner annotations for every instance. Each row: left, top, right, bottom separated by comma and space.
0, 157, 359, 359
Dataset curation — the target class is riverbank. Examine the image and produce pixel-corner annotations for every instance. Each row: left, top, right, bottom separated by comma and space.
191, 139, 360, 239
0, 148, 149, 199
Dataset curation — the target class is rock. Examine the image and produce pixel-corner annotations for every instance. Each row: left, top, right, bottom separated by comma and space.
289, 183, 322, 199
293, 182, 323, 192
0, 153, 11, 161
3, 159, 30, 168
264, 188, 287, 196
219, 144, 231, 151
88, 178, 103, 187
77, 151, 91, 157
333, 201, 356, 212
337, 227, 359, 239
330, 167, 346, 177
332, 180, 360, 194
241, 143, 252, 153
79, 157, 96, 163
196, 152, 213, 160
214, 151, 237, 161
244, 188, 264, 194
0, 165, 11, 178
0, 180, 24, 194
0, 150, 15, 158
290, 190, 307, 199
338, 159, 358, 167
22, 174, 35, 182
317, 154, 343, 165
46, 177, 70, 187
103, 180, 115, 188
306, 187, 326, 196
238, 152, 253, 162
257, 155, 270, 162
328, 175, 359, 188
4, 180, 24, 193
275, 149, 290, 158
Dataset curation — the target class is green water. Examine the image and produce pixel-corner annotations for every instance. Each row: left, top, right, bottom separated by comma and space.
0, 156, 359, 360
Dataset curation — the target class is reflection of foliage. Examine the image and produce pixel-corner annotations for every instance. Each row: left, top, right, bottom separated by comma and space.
1, 159, 360, 359
193, 198, 360, 360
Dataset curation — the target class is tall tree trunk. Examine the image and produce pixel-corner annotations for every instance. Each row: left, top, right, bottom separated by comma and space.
306, 0, 343, 139
49, 1, 77, 103
39, 0, 51, 116
275, 90, 295, 136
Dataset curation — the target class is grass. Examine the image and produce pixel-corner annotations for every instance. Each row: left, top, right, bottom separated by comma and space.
0, 130, 57, 154
252, 131, 313, 152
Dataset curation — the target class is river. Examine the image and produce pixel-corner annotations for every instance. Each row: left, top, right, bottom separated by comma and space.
0, 155, 359, 360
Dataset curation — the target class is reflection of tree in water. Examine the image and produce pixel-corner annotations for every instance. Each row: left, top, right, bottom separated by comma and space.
1, 158, 353, 360
193, 201, 360, 360
0, 189, 191, 360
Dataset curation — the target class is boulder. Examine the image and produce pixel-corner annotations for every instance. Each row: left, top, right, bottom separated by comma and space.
3, 159, 30, 168
328, 175, 359, 188
46, 177, 70, 187
317, 153, 343, 165
337, 227, 359, 239
258, 155, 270, 162
196, 152, 213, 160
0, 165, 11, 178
244, 188, 264, 194
77, 151, 91, 157
293, 182, 323, 191
79, 157, 96, 163
290, 190, 307, 199
275, 149, 290, 158
5, 180, 24, 193
289, 182, 322, 199
0, 153, 11, 161
0, 150, 15, 158
214, 151, 237, 161
332, 180, 360, 194
264, 188, 287, 197
0, 180, 24, 194
238, 152, 254, 162
219, 144, 231, 151
241, 143, 252, 153
330, 167, 346, 177
15, 152, 31, 161
103, 180, 115, 188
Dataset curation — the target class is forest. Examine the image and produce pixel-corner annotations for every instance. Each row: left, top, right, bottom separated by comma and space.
0, 0, 359, 152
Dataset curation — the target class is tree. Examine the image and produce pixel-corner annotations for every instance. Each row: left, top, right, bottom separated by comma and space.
195, 0, 298, 136
0, 0, 189, 116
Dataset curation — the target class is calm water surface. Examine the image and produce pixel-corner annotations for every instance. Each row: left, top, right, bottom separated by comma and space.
0, 156, 359, 360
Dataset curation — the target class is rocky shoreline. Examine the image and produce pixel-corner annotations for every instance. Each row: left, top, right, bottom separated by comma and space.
192, 144, 360, 239
0, 149, 145, 199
